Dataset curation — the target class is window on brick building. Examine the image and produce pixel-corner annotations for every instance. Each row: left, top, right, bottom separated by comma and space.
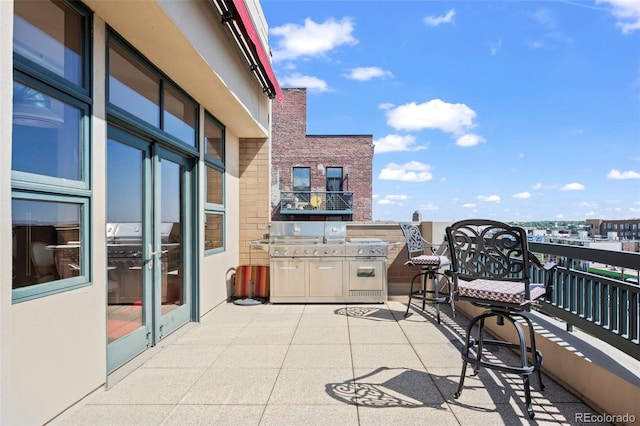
326, 167, 343, 192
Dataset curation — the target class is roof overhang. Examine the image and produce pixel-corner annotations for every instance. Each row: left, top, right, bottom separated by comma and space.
212, 0, 283, 104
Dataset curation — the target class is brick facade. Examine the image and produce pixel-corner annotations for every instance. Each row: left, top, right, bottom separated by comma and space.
271, 88, 373, 221
239, 138, 270, 266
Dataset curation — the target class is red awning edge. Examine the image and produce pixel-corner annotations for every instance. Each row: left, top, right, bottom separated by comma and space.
232, 0, 283, 104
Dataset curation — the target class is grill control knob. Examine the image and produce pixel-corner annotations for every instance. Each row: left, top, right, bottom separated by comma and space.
273, 249, 279, 256
324, 250, 329, 255
304, 250, 310, 255
294, 249, 300, 255
283, 249, 289, 255
358, 249, 364, 255
313, 250, 319, 255
370, 249, 377, 254
333, 249, 339, 255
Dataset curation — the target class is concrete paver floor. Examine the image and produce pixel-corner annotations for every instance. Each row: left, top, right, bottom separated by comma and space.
51, 300, 604, 426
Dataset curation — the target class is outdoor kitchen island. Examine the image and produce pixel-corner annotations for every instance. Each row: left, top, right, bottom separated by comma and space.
268, 222, 389, 303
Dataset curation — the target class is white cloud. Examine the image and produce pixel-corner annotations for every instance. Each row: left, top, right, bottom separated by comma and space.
386, 195, 409, 200
346, 67, 393, 81
270, 18, 358, 62
374, 134, 425, 153
489, 38, 503, 56
531, 9, 557, 29
455, 133, 485, 147
378, 161, 433, 182
378, 194, 409, 206
597, 0, 640, 34
462, 203, 477, 208
385, 99, 478, 135
607, 169, 640, 179
420, 203, 439, 211
423, 9, 455, 27
512, 192, 531, 199
279, 73, 330, 92
477, 195, 501, 203
378, 103, 394, 110
378, 194, 411, 206
561, 182, 585, 191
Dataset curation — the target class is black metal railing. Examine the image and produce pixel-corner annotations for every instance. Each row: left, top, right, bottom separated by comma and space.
280, 191, 354, 215
527, 241, 640, 360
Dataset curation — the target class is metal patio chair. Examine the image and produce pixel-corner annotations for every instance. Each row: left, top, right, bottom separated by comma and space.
399, 222, 452, 323
445, 219, 555, 419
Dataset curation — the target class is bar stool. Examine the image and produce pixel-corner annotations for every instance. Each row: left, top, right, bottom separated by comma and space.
445, 219, 556, 419
399, 222, 452, 323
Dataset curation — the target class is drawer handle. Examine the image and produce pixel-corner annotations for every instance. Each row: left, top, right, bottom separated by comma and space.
356, 267, 376, 277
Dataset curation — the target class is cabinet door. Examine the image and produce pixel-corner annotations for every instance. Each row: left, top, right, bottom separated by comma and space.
309, 260, 343, 297
271, 260, 306, 297
348, 260, 385, 291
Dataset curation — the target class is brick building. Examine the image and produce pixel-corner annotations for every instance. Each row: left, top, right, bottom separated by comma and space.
271, 88, 373, 221
587, 218, 640, 240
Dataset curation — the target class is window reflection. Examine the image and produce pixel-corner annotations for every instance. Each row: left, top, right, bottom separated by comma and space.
204, 214, 223, 250
12, 80, 82, 181
12, 199, 82, 289
13, 0, 83, 86
108, 42, 160, 127
206, 166, 223, 205
204, 114, 223, 162
164, 85, 196, 146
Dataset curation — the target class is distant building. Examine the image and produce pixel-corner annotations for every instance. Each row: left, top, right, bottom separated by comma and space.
271, 88, 373, 221
586, 218, 640, 240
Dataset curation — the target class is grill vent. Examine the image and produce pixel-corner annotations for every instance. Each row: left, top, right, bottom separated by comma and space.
349, 290, 384, 297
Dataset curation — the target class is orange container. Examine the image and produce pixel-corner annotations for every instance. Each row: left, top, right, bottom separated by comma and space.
234, 265, 270, 299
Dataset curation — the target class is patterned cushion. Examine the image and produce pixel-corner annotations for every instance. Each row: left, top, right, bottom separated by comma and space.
407, 255, 451, 268
458, 279, 546, 305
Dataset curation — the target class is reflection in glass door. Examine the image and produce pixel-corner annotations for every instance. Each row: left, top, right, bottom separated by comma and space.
106, 127, 192, 373
154, 147, 191, 339
106, 130, 151, 372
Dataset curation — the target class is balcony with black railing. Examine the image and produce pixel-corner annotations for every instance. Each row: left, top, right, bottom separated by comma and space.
280, 191, 354, 215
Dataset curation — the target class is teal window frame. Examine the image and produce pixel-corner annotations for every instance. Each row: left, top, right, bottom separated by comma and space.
11, 0, 92, 304
106, 29, 199, 155
204, 111, 225, 255
11, 192, 91, 303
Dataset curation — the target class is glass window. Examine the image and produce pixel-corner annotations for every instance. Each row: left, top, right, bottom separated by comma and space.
204, 214, 223, 251
206, 166, 223, 205
108, 41, 160, 127
164, 84, 196, 146
204, 113, 224, 163
12, 80, 82, 181
326, 167, 343, 191
12, 198, 83, 290
12, 0, 92, 303
13, 0, 84, 87
204, 110, 225, 254
293, 167, 310, 192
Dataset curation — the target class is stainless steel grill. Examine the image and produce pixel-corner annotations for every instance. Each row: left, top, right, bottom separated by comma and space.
268, 222, 388, 303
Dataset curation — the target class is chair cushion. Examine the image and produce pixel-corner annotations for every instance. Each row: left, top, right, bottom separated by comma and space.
407, 255, 451, 267
458, 279, 546, 305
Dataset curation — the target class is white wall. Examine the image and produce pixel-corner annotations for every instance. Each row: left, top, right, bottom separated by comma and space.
199, 132, 241, 314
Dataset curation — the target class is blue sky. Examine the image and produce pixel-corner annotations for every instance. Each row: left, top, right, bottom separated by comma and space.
261, 0, 640, 222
